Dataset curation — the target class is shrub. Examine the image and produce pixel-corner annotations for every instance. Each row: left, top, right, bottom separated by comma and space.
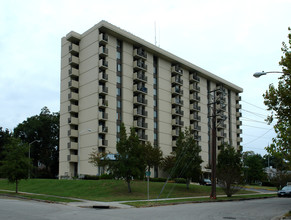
149, 177, 167, 182
99, 174, 113, 180
174, 178, 186, 184
83, 175, 99, 180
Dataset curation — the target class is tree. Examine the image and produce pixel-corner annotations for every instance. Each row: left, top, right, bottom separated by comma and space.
13, 107, 59, 178
175, 128, 203, 189
0, 127, 12, 165
162, 128, 203, 189
263, 27, 291, 166
0, 138, 31, 193
216, 144, 244, 197
89, 123, 146, 193
243, 151, 265, 184
144, 142, 163, 173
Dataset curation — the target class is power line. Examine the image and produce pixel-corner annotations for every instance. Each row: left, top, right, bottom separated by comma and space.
241, 108, 268, 119
241, 100, 268, 111
243, 127, 274, 146
241, 124, 272, 130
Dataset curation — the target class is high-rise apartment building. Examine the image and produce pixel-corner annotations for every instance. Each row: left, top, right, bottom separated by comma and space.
59, 21, 243, 178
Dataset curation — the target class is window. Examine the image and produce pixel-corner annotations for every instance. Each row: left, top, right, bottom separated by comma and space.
117, 51, 121, 60
117, 75, 121, 83
117, 125, 120, 133
117, 88, 121, 96
117, 100, 121, 108
117, 63, 121, 72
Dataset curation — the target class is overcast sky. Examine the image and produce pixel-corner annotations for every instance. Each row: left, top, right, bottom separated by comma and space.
1, 0, 290, 155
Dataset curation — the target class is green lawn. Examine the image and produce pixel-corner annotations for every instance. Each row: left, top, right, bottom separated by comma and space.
0, 179, 253, 202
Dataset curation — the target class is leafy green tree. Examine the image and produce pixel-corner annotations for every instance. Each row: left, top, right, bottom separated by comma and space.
263, 27, 291, 166
217, 144, 244, 197
89, 123, 146, 193
243, 151, 265, 184
161, 154, 176, 175
0, 138, 31, 193
13, 107, 59, 178
144, 142, 163, 173
0, 127, 12, 166
175, 128, 203, 189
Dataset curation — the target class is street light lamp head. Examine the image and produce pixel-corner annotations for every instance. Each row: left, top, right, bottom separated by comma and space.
253, 71, 267, 78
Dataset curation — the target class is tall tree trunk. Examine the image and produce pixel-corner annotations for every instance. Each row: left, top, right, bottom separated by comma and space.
15, 179, 18, 194
186, 178, 190, 190
127, 179, 132, 193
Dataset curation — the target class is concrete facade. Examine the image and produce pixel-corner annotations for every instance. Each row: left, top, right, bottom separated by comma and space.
59, 20, 243, 178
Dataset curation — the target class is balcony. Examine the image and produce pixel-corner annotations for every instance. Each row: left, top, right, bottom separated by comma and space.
68, 67, 79, 77
134, 84, 148, 94
134, 120, 148, 129
172, 108, 184, 116
69, 43, 79, 56
236, 103, 242, 109
217, 131, 226, 138
99, 46, 108, 57
190, 93, 200, 102
236, 95, 242, 101
190, 103, 201, 112
134, 108, 148, 117
237, 137, 243, 142
138, 134, 148, 141
134, 96, 147, 105
189, 73, 200, 82
99, 86, 108, 95
99, 139, 108, 147
99, 71, 108, 82
68, 129, 78, 138
171, 76, 183, 85
190, 123, 201, 131
193, 134, 201, 141
217, 140, 223, 147
217, 122, 226, 129
189, 83, 200, 92
99, 98, 108, 108
67, 154, 78, 163
68, 116, 78, 125
171, 65, 183, 75
99, 33, 108, 45
133, 48, 147, 60
68, 80, 78, 89
172, 98, 183, 106
172, 129, 179, 137
99, 112, 108, 120
190, 113, 201, 121
67, 142, 78, 150
236, 112, 242, 117
99, 125, 108, 134
171, 87, 183, 95
99, 59, 108, 69
172, 119, 184, 127
69, 55, 79, 67
236, 120, 242, 126
134, 60, 147, 71
68, 92, 78, 101
237, 128, 242, 134
172, 140, 176, 147
134, 71, 147, 82
68, 104, 78, 113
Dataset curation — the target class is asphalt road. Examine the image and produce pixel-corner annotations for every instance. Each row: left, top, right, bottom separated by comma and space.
0, 197, 290, 220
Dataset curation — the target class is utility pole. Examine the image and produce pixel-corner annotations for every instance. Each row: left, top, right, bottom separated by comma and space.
208, 85, 227, 199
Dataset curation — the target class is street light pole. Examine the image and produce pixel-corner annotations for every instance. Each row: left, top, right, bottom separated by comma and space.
253, 71, 284, 78
28, 140, 40, 179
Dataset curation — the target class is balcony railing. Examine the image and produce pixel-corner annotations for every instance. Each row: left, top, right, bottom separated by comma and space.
189, 73, 200, 82
99, 99, 108, 108
134, 108, 148, 117
99, 71, 108, 82
134, 120, 148, 129
189, 83, 200, 92
171, 87, 183, 95
172, 108, 184, 116
68, 67, 79, 77
134, 84, 148, 94
171, 76, 183, 85
69, 55, 79, 67
134, 48, 147, 59
68, 129, 78, 138
68, 104, 78, 113
171, 65, 183, 75
134, 96, 147, 105
134, 71, 147, 82
134, 60, 147, 71
99, 33, 108, 44
67, 142, 78, 150
67, 154, 78, 163
99, 125, 108, 134
99, 59, 108, 69
190, 93, 200, 101
68, 117, 78, 125
99, 112, 108, 120
99, 46, 108, 57
172, 98, 183, 106
99, 86, 108, 95
68, 80, 78, 89
68, 92, 78, 101
99, 139, 108, 147
69, 43, 79, 56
